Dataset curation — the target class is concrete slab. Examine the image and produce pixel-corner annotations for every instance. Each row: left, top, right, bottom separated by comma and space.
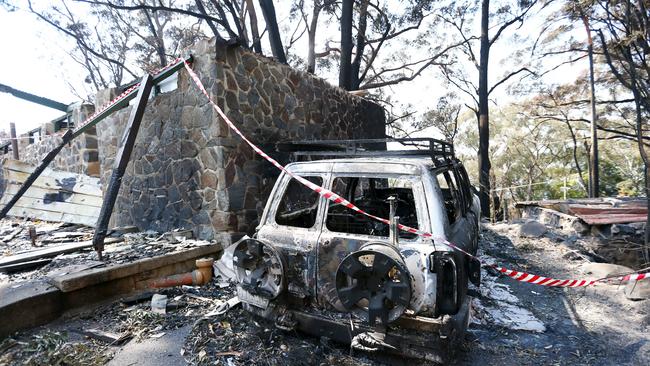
0, 280, 62, 338
107, 325, 192, 366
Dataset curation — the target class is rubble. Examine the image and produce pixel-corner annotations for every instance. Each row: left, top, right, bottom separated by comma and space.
0, 218, 216, 285
625, 279, 650, 300
472, 255, 546, 333
518, 220, 548, 238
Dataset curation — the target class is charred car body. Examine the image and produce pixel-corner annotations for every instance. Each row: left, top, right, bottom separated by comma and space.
231, 139, 480, 362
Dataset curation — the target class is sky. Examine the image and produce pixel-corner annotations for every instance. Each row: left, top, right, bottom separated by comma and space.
0, 1, 585, 138
0, 7, 79, 135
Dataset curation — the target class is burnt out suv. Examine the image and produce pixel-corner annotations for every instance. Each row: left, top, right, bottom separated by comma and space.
231, 138, 480, 362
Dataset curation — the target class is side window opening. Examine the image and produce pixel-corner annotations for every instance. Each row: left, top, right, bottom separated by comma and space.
436, 171, 462, 225
326, 177, 419, 239
455, 165, 473, 211
275, 176, 323, 228
447, 168, 467, 214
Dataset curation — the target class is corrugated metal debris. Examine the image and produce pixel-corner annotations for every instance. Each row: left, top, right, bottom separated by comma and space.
516, 198, 647, 225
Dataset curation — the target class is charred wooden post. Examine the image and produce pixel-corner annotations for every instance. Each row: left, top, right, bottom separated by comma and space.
93, 74, 154, 259
28, 226, 37, 247
9, 122, 18, 160
0, 129, 74, 220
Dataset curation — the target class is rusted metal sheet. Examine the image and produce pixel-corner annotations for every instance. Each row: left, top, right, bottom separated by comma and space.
567, 206, 646, 215
573, 213, 647, 225
516, 198, 647, 225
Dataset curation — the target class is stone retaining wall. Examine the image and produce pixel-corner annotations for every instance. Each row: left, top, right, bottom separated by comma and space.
97, 39, 385, 242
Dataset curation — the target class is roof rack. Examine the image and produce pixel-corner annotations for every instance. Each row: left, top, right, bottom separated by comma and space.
277, 138, 456, 167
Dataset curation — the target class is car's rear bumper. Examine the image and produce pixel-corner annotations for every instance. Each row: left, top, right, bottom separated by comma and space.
242, 298, 471, 363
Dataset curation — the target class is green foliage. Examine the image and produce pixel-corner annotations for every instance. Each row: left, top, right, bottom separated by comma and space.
454, 97, 644, 202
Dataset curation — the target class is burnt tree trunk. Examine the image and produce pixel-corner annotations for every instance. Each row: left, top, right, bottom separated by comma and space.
350, 0, 369, 90
306, 3, 322, 74
582, 14, 599, 198
632, 80, 650, 265
246, 0, 263, 53
478, 0, 491, 217
625, 0, 650, 264
339, 0, 353, 90
258, 0, 286, 64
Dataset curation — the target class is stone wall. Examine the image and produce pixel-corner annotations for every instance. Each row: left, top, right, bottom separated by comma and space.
10, 103, 100, 177
97, 39, 385, 242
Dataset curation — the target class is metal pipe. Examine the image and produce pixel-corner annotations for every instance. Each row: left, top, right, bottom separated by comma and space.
0, 83, 69, 112
387, 196, 399, 246
148, 258, 214, 288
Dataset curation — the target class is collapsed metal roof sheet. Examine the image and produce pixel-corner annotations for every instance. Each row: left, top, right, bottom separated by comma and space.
516, 198, 647, 225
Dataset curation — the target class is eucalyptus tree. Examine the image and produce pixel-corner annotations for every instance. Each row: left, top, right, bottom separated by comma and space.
438, 0, 541, 217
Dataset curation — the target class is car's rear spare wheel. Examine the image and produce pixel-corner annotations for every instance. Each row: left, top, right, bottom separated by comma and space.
335, 243, 412, 326
233, 238, 286, 299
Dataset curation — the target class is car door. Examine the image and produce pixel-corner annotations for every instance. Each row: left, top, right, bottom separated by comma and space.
256, 172, 328, 299
315, 174, 426, 310
434, 168, 472, 251
454, 163, 479, 253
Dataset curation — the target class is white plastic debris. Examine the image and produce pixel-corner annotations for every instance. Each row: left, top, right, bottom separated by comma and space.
205, 296, 241, 317
212, 237, 245, 282
151, 294, 168, 314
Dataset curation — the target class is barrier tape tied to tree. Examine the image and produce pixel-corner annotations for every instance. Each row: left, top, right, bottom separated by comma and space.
182, 60, 648, 288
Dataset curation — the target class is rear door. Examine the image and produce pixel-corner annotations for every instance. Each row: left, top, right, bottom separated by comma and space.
315, 174, 427, 309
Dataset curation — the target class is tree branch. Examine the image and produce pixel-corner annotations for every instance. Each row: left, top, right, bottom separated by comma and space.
488, 67, 536, 96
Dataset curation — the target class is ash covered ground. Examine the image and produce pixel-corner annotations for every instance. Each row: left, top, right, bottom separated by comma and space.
1, 221, 648, 366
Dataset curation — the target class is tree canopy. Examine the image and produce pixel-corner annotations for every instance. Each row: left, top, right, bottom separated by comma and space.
2, 0, 649, 214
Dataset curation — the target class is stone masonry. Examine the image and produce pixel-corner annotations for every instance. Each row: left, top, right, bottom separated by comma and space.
97, 38, 386, 242
13, 103, 100, 177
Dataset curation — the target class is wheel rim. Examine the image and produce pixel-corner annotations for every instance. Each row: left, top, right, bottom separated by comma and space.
233, 239, 285, 299
336, 246, 411, 326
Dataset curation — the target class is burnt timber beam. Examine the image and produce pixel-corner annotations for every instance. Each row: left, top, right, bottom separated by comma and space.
71, 55, 192, 139
0, 129, 74, 220
93, 74, 154, 259
0, 83, 69, 112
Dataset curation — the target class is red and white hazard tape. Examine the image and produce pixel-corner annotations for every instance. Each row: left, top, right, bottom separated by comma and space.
73, 83, 140, 134
74, 57, 184, 134
182, 60, 648, 288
